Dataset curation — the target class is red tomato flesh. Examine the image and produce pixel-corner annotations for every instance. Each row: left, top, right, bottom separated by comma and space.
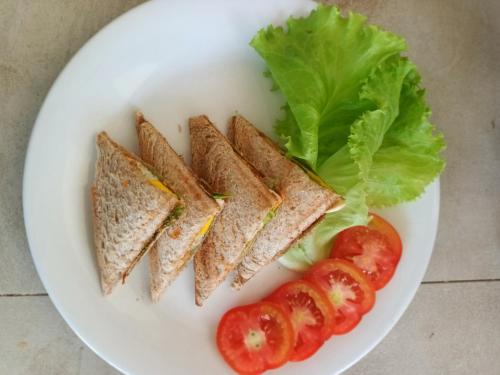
266, 279, 335, 361
331, 213, 402, 290
306, 259, 375, 334
368, 213, 402, 263
216, 301, 294, 374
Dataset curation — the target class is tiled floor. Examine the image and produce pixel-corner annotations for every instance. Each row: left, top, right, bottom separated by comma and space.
1, 0, 499, 374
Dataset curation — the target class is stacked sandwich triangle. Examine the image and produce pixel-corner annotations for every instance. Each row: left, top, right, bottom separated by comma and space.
91, 113, 341, 304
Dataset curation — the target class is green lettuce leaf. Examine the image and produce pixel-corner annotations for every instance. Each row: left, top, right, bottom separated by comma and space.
319, 57, 445, 206
365, 68, 445, 206
252, 5, 406, 169
251, 5, 445, 270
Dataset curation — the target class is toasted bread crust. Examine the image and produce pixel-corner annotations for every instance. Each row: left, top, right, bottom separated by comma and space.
229, 115, 341, 289
91, 132, 180, 295
136, 114, 221, 302
189, 115, 282, 305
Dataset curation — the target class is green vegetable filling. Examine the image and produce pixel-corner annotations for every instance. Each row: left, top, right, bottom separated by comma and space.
263, 208, 277, 225
212, 192, 231, 200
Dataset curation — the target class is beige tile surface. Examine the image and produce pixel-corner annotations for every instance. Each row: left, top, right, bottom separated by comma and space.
1, 0, 499, 374
2, 283, 499, 375
0, 296, 119, 375
348, 282, 500, 375
0, 0, 146, 294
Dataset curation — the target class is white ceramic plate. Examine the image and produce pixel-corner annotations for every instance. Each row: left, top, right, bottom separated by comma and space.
23, 1, 440, 374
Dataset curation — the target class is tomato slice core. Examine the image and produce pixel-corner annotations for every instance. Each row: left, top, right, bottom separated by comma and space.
266, 280, 335, 361
331, 213, 403, 290
306, 259, 375, 334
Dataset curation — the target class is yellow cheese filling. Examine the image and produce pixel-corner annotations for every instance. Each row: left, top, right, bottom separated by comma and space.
195, 215, 215, 239
148, 179, 174, 195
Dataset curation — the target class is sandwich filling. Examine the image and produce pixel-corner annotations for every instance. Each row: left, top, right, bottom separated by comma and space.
144, 168, 175, 196
195, 215, 215, 241
148, 179, 174, 195
241, 203, 280, 260
121, 193, 185, 283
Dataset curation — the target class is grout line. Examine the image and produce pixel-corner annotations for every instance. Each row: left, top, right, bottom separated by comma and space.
422, 279, 500, 285
1, 279, 499, 297
0, 293, 48, 297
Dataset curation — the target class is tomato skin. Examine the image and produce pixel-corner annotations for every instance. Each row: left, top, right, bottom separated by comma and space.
368, 213, 402, 264
216, 301, 294, 374
331, 213, 402, 290
306, 259, 375, 335
266, 279, 335, 361
215, 215, 404, 370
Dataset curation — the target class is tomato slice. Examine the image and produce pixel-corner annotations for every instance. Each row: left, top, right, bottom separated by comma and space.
306, 259, 375, 334
368, 213, 402, 263
331, 213, 402, 290
266, 279, 335, 361
216, 301, 294, 374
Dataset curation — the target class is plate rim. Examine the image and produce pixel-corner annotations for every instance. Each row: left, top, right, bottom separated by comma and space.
22, 1, 441, 374
22, 1, 155, 374
336, 184, 440, 374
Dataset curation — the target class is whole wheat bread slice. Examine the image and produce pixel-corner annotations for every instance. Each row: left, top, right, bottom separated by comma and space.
189, 115, 282, 305
135, 113, 221, 302
228, 115, 342, 289
91, 131, 181, 295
